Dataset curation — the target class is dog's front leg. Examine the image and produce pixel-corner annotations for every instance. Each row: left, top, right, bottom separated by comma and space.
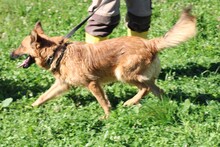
88, 81, 111, 118
32, 80, 70, 107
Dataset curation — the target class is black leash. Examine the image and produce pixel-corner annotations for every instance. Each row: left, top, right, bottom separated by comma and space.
48, 2, 104, 71
63, 1, 104, 41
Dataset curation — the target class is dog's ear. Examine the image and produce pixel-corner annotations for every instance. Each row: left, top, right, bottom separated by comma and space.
30, 30, 41, 49
34, 21, 44, 34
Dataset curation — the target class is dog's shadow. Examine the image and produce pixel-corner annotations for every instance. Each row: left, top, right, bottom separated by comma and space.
166, 88, 220, 105
159, 62, 220, 80
0, 78, 51, 101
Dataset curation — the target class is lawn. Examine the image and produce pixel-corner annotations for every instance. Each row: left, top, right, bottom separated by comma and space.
0, 0, 220, 146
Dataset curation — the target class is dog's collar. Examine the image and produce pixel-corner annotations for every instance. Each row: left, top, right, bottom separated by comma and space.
47, 42, 68, 72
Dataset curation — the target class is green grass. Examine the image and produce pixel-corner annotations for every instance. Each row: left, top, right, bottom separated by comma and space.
0, 0, 220, 146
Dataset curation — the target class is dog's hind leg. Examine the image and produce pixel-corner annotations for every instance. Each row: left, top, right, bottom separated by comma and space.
123, 79, 164, 106
123, 82, 150, 106
146, 80, 164, 99
88, 81, 111, 118
32, 80, 70, 107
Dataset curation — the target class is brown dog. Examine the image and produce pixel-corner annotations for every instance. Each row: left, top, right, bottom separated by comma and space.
11, 8, 196, 118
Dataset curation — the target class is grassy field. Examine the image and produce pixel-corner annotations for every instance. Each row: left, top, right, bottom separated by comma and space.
0, 0, 220, 146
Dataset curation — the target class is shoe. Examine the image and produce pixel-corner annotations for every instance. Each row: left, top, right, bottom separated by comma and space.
85, 33, 107, 43
127, 28, 148, 38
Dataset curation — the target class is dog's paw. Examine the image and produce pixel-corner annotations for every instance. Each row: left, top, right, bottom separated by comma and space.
123, 99, 140, 106
31, 102, 40, 107
99, 114, 109, 120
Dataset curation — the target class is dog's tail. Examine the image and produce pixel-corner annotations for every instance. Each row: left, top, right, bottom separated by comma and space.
148, 6, 196, 51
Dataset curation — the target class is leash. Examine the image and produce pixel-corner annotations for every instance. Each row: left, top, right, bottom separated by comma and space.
63, 1, 105, 41
48, 1, 104, 71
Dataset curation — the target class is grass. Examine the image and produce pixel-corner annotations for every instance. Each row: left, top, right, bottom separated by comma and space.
0, 0, 220, 146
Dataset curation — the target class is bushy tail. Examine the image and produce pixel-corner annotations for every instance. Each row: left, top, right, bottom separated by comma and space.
149, 6, 197, 51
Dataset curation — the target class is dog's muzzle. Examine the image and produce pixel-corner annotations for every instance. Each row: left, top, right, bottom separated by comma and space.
10, 52, 35, 68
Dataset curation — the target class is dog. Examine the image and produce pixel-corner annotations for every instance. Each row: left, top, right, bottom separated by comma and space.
11, 7, 196, 118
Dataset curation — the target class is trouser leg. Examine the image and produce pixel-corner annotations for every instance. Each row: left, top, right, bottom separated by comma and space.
125, 0, 152, 38
85, 0, 120, 38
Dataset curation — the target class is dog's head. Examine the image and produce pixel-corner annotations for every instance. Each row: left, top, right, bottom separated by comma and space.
11, 21, 64, 69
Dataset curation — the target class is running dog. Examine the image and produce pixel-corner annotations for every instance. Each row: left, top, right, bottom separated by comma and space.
11, 7, 196, 118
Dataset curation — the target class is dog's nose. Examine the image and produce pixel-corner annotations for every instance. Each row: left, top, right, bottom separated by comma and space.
10, 51, 18, 59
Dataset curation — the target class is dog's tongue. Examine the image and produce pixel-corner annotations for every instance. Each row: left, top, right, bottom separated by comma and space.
18, 56, 34, 68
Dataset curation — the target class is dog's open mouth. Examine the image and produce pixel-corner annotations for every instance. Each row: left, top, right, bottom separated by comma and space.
18, 55, 35, 68
10, 51, 35, 68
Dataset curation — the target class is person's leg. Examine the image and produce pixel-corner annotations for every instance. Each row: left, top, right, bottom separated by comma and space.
125, 0, 152, 38
85, 0, 120, 43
